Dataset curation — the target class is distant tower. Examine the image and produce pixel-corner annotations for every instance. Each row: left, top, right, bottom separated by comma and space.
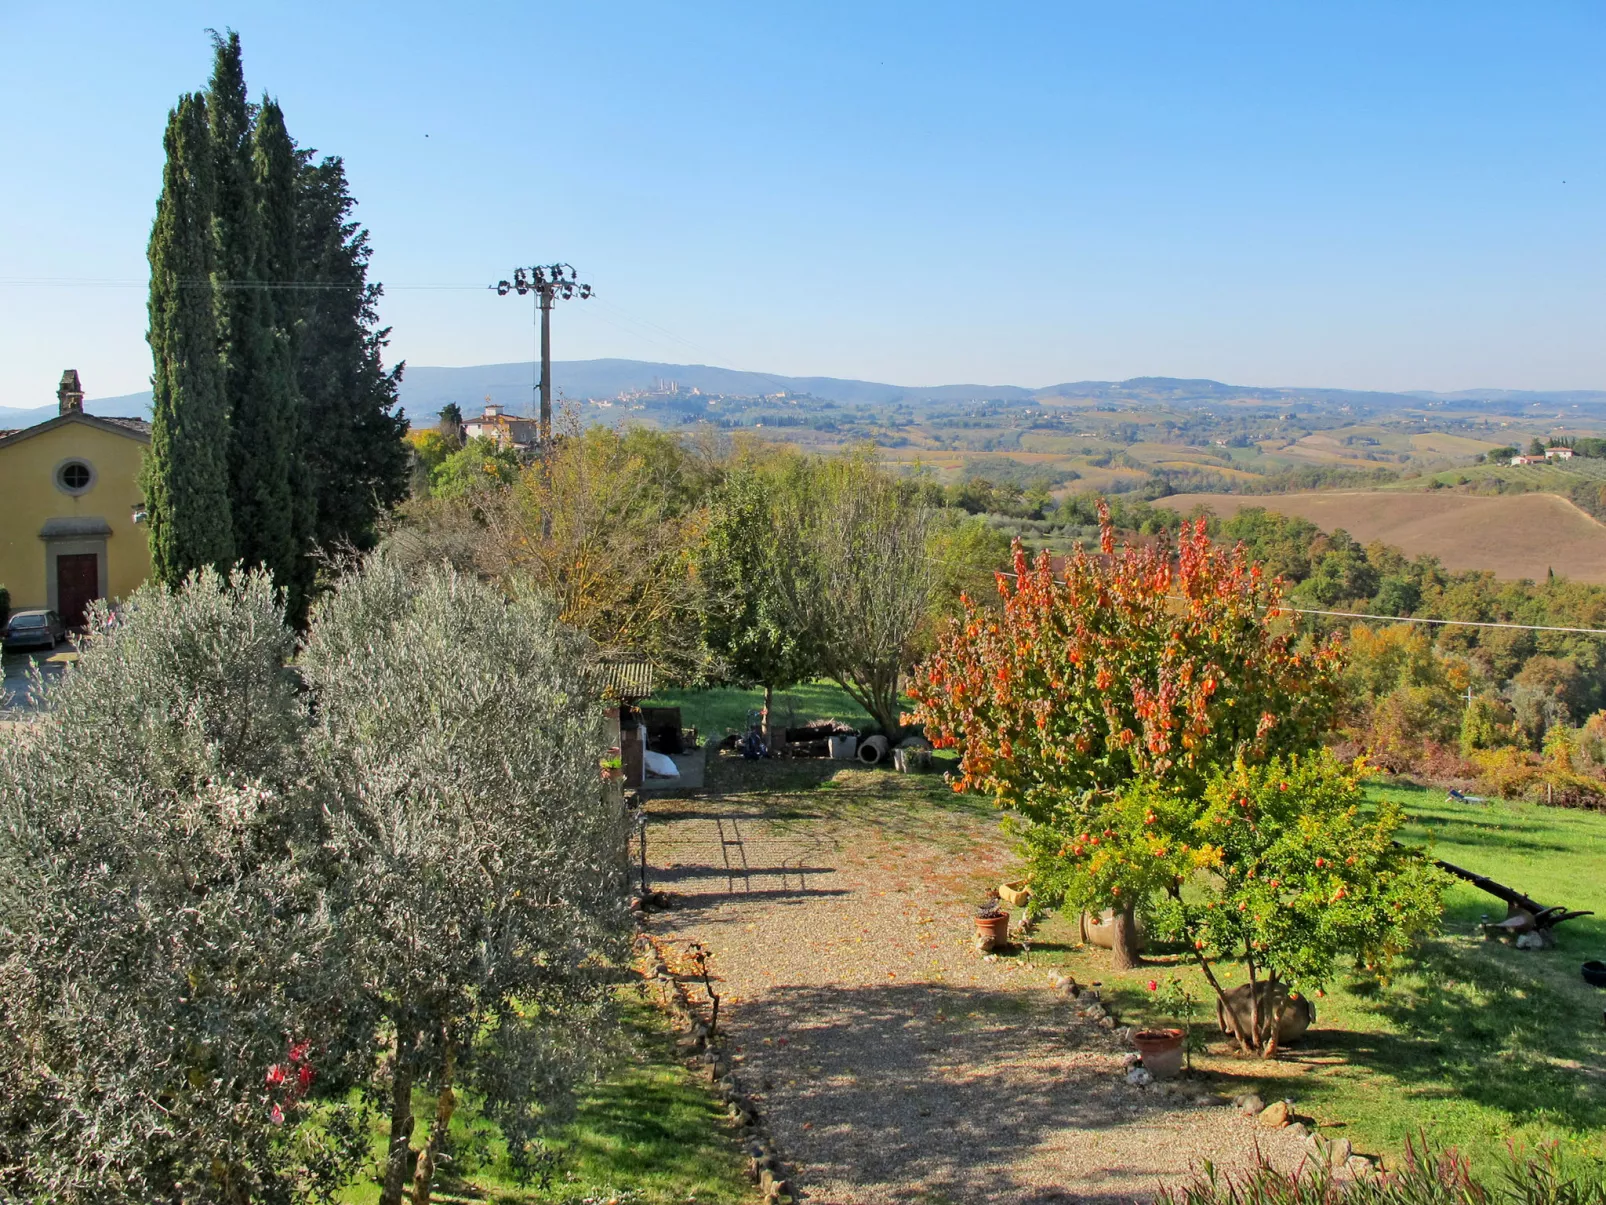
57, 369, 84, 415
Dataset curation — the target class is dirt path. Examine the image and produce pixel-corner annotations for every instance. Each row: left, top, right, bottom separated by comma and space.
645, 759, 1306, 1204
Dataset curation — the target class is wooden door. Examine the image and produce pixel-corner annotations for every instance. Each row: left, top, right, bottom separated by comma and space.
56, 553, 99, 627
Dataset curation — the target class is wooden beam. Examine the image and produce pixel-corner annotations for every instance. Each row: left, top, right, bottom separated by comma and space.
1429, 853, 1594, 929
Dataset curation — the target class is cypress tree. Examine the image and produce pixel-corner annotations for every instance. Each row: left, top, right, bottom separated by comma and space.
207, 32, 299, 599
144, 32, 406, 604
252, 96, 316, 619
295, 153, 409, 550
142, 93, 235, 583
251, 99, 297, 349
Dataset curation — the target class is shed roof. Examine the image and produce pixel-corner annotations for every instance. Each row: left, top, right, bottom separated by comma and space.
588, 658, 655, 702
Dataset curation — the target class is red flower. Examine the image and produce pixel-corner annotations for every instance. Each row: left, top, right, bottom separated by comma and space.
1147, 980, 1158, 991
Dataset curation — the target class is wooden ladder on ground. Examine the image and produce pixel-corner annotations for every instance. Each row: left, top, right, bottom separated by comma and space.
716, 817, 752, 894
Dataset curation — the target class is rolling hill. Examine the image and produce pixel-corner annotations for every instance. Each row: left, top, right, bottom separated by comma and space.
1156, 491, 1606, 584
7, 360, 1600, 428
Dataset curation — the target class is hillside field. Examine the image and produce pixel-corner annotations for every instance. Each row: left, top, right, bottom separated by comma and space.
1157, 490, 1606, 583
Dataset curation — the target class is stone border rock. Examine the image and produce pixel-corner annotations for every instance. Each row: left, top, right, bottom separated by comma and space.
1044, 970, 1133, 1039
1047, 964, 1381, 1181
1228, 1092, 1376, 1180
638, 933, 798, 1205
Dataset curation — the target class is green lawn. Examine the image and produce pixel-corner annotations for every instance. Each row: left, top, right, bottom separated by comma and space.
641, 679, 871, 740
340, 990, 755, 1204
1008, 780, 1606, 1177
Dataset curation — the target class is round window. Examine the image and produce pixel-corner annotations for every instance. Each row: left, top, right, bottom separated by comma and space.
57, 461, 93, 493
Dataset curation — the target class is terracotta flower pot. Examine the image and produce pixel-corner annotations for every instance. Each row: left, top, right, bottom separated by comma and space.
1132, 1027, 1185, 1079
998, 880, 1032, 908
1079, 909, 1147, 952
975, 912, 1009, 950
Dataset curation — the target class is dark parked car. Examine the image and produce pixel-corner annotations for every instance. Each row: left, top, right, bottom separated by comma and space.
2, 609, 68, 652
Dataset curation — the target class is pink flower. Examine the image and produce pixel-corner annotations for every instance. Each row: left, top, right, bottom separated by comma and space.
270, 1104, 284, 1125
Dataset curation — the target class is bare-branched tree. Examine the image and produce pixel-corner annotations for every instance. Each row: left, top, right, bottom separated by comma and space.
775, 452, 934, 735
436, 413, 714, 682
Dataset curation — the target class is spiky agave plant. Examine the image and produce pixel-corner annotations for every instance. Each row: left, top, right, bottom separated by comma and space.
1158, 1134, 1606, 1205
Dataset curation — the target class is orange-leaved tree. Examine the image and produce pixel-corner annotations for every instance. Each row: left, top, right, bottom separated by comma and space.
909, 505, 1346, 968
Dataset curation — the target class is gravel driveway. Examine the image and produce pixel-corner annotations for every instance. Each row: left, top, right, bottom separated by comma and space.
644, 758, 1306, 1204
1, 647, 70, 721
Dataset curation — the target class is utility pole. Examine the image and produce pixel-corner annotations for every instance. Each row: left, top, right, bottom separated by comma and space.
495, 264, 592, 446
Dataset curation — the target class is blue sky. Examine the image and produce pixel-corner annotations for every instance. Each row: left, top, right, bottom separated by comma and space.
1, 2, 1601, 403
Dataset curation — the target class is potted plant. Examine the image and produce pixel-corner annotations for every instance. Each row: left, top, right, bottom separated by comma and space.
600, 752, 625, 805
975, 901, 1009, 951
1131, 1027, 1185, 1079
1134, 975, 1202, 1079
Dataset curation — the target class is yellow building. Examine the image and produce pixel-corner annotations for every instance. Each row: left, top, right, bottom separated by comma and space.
0, 371, 151, 625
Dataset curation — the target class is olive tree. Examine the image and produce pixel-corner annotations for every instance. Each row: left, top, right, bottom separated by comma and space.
0, 570, 365, 1203
298, 556, 631, 1205
775, 452, 934, 736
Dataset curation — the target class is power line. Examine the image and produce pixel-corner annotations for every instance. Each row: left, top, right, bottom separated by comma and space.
0, 276, 488, 291
979, 566, 1606, 637
1275, 604, 1606, 637
4, 274, 832, 402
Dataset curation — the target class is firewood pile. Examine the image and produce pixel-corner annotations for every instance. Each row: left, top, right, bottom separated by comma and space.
775, 720, 858, 758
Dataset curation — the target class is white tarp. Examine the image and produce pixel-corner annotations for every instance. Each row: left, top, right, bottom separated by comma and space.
643, 749, 680, 779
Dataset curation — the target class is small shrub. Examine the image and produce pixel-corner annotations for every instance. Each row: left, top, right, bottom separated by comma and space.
1470, 746, 1606, 810
1410, 740, 1481, 784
